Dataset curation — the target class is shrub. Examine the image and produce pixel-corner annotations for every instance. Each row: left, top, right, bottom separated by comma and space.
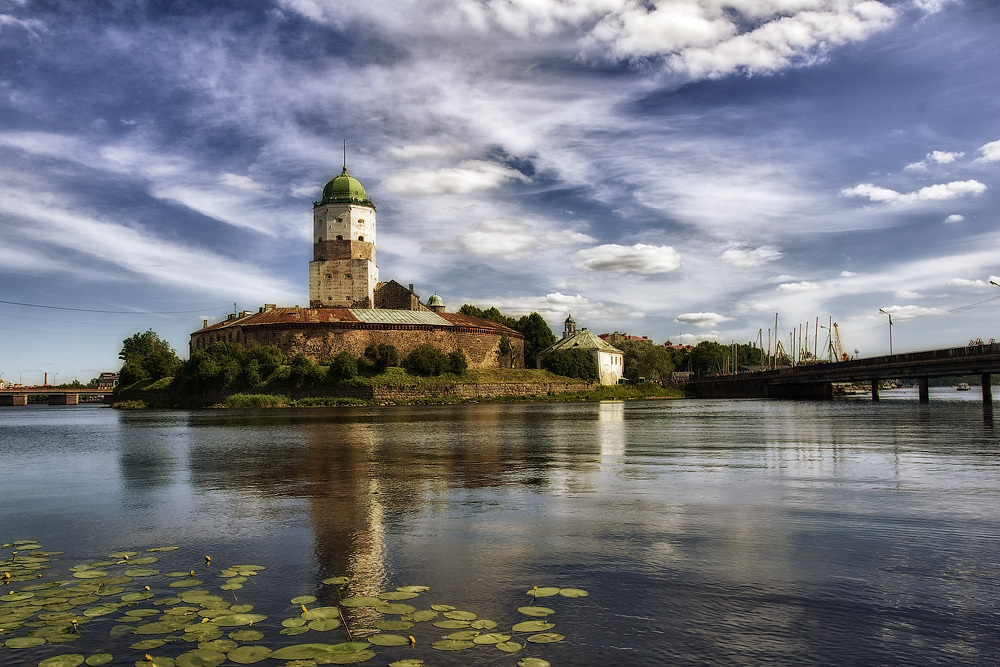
447, 350, 468, 375
403, 344, 450, 376
327, 351, 359, 383
541, 349, 599, 381
363, 344, 400, 373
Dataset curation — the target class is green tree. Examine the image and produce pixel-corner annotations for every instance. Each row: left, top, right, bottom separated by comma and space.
118, 330, 181, 388
542, 349, 598, 381
497, 333, 515, 368
516, 312, 556, 362
288, 353, 323, 388
614, 341, 674, 384
447, 350, 468, 374
327, 351, 359, 383
403, 344, 450, 376
689, 341, 728, 376
363, 344, 400, 373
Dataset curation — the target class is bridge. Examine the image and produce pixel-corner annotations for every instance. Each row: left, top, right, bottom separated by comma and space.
688, 342, 1000, 406
0, 387, 112, 406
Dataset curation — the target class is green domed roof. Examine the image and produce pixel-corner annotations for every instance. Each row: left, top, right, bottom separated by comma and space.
321, 167, 372, 205
427, 293, 445, 308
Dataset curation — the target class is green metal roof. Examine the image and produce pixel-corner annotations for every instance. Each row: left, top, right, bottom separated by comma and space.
321, 167, 372, 206
350, 309, 451, 326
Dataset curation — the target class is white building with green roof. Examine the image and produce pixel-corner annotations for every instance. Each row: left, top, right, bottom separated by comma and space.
536, 315, 624, 385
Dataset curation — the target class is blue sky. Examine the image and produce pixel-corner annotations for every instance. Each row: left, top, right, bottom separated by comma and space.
2, 0, 999, 384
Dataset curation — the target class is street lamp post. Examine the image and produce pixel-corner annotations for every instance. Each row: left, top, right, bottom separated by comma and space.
878, 309, 893, 355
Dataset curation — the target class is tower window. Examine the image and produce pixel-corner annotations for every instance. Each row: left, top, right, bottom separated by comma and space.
336, 217, 343, 222
318, 236, 323, 242
358, 219, 364, 224
336, 235, 343, 240
326, 274, 332, 279
345, 273, 352, 278
358, 235, 364, 241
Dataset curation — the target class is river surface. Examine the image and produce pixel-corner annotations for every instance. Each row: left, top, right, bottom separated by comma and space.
2, 390, 999, 666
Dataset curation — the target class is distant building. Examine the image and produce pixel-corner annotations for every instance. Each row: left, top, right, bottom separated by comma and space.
190, 164, 524, 368
95, 373, 119, 390
536, 315, 624, 385
664, 340, 694, 352
600, 332, 652, 346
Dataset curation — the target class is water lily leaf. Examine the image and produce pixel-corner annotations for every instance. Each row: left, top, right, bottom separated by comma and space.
85, 653, 114, 666
110, 625, 133, 638
518, 659, 552, 667
39, 654, 86, 667
432, 620, 470, 629
5, 636, 46, 648
339, 597, 380, 608
282, 617, 307, 627
83, 605, 120, 618
279, 626, 308, 636
270, 643, 343, 659
512, 621, 554, 633
227, 645, 272, 664
329, 641, 377, 653
126, 609, 161, 618
124, 569, 159, 577
470, 619, 498, 630
495, 641, 523, 653
443, 610, 477, 621
229, 605, 254, 614
526, 632, 564, 643
367, 633, 410, 646
147, 547, 180, 552
131, 639, 167, 650
228, 629, 264, 641
320, 650, 375, 664
199, 639, 238, 652
445, 630, 480, 641
429, 604, 454, 612
388, 660, 424, 667
375, 619, 413, 631
109, 551, 138, 559
168, 579, 202, 588
123, 592, 154, 602
301, 606, 340, 620
322, 576, 350, 585
290, 595, 316, 604
132, 655, 174, 667
128, 557, 159, 565
432, 639, 474, 651
473, 632, 511, 645
209, 613, 266, 626
219, 584, 242, 591
558, 587, 588, 598
526, 587, 560, 598
517, 606, 555, 617
396, 584, 429, 593
377, 591, 418, 600
175, 649, 226, 667
307, 618, 341, 632
401, 610, 437, 622
72, 571, 108, 579
374, 603, 416, 615
2, 591, 35, 602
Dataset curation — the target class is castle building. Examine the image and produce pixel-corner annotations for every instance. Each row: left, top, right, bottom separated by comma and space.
190, 164, 525, 368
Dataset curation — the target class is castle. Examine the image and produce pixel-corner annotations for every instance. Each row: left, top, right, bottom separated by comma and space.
190, 165, 525, 368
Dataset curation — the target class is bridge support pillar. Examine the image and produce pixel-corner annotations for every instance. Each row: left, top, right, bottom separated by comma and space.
918, 377, 929, 404
983, 374, 993, 405
871, 380, 880, 402
1, 394, 29, 406
48, 393, 78, 405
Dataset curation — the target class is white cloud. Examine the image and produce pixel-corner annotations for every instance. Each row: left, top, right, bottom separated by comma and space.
0, 13, 46, 38
717, 245, 782, 267
574, 243, 682, 274
877, 304, 942, 319
975, 140, 1000, 163
841, 180, 987, 203
840, 271, 856, 277
676, 312, 732, 328
895, 290, 923, 299
944, 214, 965, 224
777, 281, 822, 292
388, 143, 471, 160
948, 278, 991, 288
382, 160, 528, 195
912, 0, 960, 14
670, 332, 723, 344
456, 218, 594, 259
219, 173, 264, 191
904, 149, 964, 170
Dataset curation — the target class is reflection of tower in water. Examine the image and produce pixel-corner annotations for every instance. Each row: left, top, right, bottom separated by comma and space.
304, 420, 387, 631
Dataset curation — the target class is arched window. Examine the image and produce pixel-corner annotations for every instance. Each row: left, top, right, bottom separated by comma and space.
318, 236, 323, 242
336, 235, 343, 240
358, 235, 364, 241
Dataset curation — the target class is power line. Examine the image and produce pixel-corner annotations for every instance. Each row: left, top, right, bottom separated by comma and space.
0, 299, 228, 315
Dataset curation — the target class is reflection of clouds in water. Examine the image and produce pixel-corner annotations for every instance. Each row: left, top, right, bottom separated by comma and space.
598, 401, 625, 460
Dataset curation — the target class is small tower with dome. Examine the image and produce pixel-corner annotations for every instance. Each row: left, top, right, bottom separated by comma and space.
309, 163, 379, 308
563, 313, 576, 338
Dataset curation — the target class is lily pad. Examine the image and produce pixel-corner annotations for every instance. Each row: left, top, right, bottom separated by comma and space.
378, 591, 418, 600
527, 587, 560, 597
290, 595, 316, 605
209, 613, 266, 627
321, 576, 350, 585
517, 606, 555, 617
558, 588, 589, 598
321, 650, 376, 664
512, 620, 555, 633
270, 643, 345, 660
526, 632, 565, 643
443, 610, 477, 621
374, 603, 416, 615
125, 569, 159, 577
473, 632, 512, 644
445, 630, 480, 641
432, 620, 470, 629
228, 629, 264, 641
147, 547, 180, 552
5, 635, 47, 648
175, 649, 226, 667
85, 654, 114, 666
72, 571, 108, 580
518, 659, 552, 667
227, 645, 272, 664
375, 619, 413, 631
39, 654, 86, 667
131, 639, 168, 650
496, 641, 523, 653
430, 604, 455, 612
395, 585, 429, 593
301, 606, 340, 620
307, 618, 341, 631
470, 619, 498, 630
168, 579, 202, 588
282, 617, 307, 627
367, 633, 411, 646
432, 639, 474, 651
401, 610, 437, 622
388, 661, 424, 667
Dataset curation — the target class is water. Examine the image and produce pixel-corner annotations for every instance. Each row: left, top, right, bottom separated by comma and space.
2, 390, 999, 665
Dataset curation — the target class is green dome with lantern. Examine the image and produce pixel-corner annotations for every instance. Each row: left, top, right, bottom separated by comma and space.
320, 166, 373, 207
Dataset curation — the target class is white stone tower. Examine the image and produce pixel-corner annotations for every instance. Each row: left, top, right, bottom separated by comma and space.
309, 165, 378, 308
